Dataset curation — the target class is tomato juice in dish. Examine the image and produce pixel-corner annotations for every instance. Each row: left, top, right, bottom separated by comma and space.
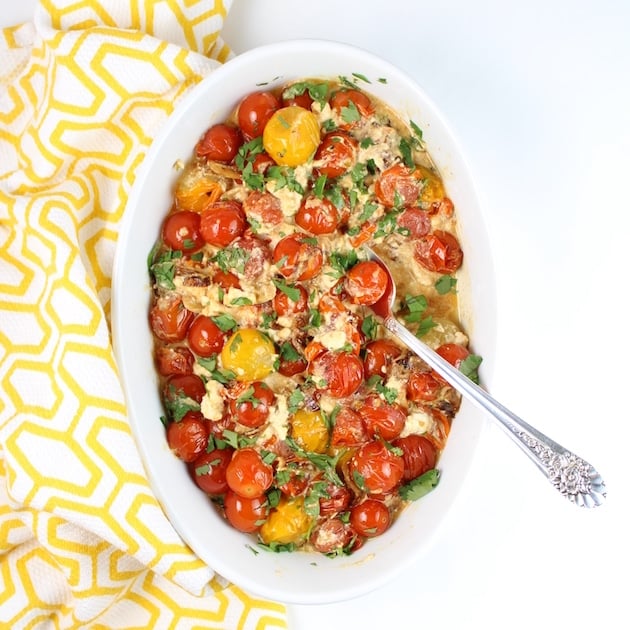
148, 77, 479, 555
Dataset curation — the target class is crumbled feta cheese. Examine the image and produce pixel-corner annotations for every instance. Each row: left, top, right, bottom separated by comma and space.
400, 408, 434, 437
200, 379, 225, 421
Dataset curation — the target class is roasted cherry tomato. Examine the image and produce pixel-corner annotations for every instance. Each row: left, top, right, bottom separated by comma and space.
278, 345, 308, 377
330, 88, 374, 127
310, 518, 353, 554
191, 446, 234, 495
161, 210, 204, 253
308, 350, 364, 398
414, 230, 463, 274
263, 106, 321, 167
221, 328, 277, 381
406, 369, 443, 402
397, 207, 431, 238
186, 315, 227, 357
273, 234, 323, 281
223, 490, 269, 533
349, 439, 404, 495
415, 165, 446, 205
349, 499, 390, 537
358, 394, 406, 441
294, 195, 340, 235
213, 269, 241, 290
436, 342, 470, 368
149, 295, 194, 344
362, 339, 402, 380
195, 123, 243, 162
290, 409, 329, 454
318, 482, 352, 517
237, 91, 280, 139
330, 405, 368, 447
225, 447, 274, 498
243, 190, 283, 225
155, 345, 194, 376
392, 434, 437, 482
259, 496, 312, 546
163, 373, 206, 405
374, 163, 421, 208
344, 260, 389, 305
166, 411, 208, 462
314, 131, 358, 178
199, 200, 247, 247
229, 381, 275, 429
282, 89, 314, 110
273, 283, 308, 317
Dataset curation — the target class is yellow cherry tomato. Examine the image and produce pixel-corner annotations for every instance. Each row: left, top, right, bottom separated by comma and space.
259, 496, 313, 546
290, 409, 329, 454
415, 165, 445, 204
220, 328, 277, 381
263, 106, 320, 167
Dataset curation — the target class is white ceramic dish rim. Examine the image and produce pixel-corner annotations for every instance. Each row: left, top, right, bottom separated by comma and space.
111, 38, 497, 605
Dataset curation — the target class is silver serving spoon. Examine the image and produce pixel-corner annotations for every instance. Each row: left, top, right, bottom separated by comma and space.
363, 246, 606, 508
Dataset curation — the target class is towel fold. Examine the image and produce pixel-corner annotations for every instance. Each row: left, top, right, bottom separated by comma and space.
0, 1, 287, 627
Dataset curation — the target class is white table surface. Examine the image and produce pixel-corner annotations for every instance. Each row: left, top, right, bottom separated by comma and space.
3, 2, 628, 629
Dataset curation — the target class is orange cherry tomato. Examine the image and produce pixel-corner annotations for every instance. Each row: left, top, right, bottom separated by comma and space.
200, 200, 247, 247
161, 210, 204, 253
414, 230, 463, 274
228, 381, 276, 429
362, 339, 402, 380
273, 234, 324, 281
344, 260, 389, 305
191, 446, 234, 495
226, 447, 274, 498
374, 163, 421, 208
186, 315, 227, 357
237, 91, 280, 140
392, 434, 437, 482
349, 499, 391, 538
308, 350, 364, 398
349, 439, 404, 495
358, 394, 406, 441
314, 131, 358, 178
223, 490, 269, 533
295, 195, 340, 235
166, 411, 209, 463
195, 123, 243, 162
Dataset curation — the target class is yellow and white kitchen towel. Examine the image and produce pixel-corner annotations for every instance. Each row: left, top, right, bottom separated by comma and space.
0, 1, 287, 627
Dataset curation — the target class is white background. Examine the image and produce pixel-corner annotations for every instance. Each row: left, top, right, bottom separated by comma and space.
3, 1, 629, 629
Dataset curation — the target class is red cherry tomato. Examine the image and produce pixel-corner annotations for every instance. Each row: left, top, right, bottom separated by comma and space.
374, 163, 421, 208
406, 370, 443, 402
314, 131, 358, 178
308, 350, 364, 398
330, 406, 368, 447
294, 195, 340, 235
237, 91, 281, 139
436, 342, 470, 368
273, 234, 324, 281
149, 296, 194, 343
273, 283, 308, 317
229, 234, 272, 281
164, 373, 206, 405
349, 499, 391, 537
229, 381, 276, 428
186, 315, 227, 357
358, 394, 406, 441
344, 260, 389, 305
282, 90, 314, 110
392, 434, 437, 482
199, 200, 247, 247
252, 151, 275, 174
318, 482, 352, 517
195, 123, 243, 162
191, 446, 234, 495
414, 230, 463, 274
155, 345, 194, 376
166, 412, 209, 462
362, 339, 402, 380
277, 467, 309, 498
226, 447, 274, 498
330, 89, 374, 127
310, 518, 353, 554
349, 439, 404, 495
161, 210, 204, 252
223, 490, 269, 533
213, 269, 241, 290
243, 190, 283, 225
397, 207, 431, 238
278, 347, 308, 377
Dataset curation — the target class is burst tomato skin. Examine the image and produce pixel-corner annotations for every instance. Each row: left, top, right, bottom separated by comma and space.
392, 434, 438, 482
166, 412, 208, 463
223, 490, 269, 533
149, 297, 194, 343
191, 447, 234, 495
330, 406, 368, 447
374, 163, 421, 208
155, 345, 194, 376
295, 195, 340, 235
273, 283, 308, 317
358, 394, 406, 441
199, 200, 247, 248
310, 518, 353, 554
397, 207, 431, 238
195, 123, 243, 162
318, 482, 352, 517
272, 234, 324, 281
406, 370, 443, 402
308, 350, 364, 399
362, 339, 402, 380
225, 447, 274, 498
414, 230, 463, 274
349, 439, 405, 495
344, 260, 389, 305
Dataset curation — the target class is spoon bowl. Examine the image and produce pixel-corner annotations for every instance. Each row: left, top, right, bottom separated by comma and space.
363, 246, 606, 508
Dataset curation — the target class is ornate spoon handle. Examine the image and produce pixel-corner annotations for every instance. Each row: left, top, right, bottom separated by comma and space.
385, 316, 606, 508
